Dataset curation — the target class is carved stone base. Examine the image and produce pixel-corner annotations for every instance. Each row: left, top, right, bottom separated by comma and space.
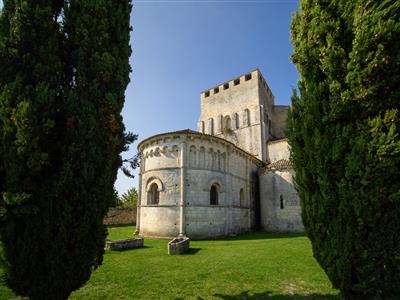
168, 237, 190, 255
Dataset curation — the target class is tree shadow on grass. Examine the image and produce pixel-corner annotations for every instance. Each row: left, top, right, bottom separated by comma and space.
219, 232, 306, 241
213, 290, 338, 300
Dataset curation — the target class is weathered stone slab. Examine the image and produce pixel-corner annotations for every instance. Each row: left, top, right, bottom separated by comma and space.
168, 237, 190, 255
105, 238, 144, 251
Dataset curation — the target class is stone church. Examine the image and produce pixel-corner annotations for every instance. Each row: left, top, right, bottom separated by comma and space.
135, 69, 303, 239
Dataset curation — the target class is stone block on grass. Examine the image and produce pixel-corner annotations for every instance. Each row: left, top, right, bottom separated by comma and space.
168, 237, 190, 255
105, 238, 144, 251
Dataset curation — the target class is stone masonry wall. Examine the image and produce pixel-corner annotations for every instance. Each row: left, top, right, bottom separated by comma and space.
267, 139, 290, 162
103, 207, 136, 225
183, 136, 259, 239
259, 169, 303, 232
138, 131, 261, 239
260, 139, 304, 232
198, 69, 272, 161
139, 135, 183, 238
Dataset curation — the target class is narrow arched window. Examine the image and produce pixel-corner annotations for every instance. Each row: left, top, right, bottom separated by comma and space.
240, 188, 245, 206
224, 116, 231, 132
210, 185, 218, 205
280, 195, 284, 209
149, 183, 159, 205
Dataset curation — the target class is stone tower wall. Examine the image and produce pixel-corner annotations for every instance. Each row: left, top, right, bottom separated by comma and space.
139, 137, 183, 238
197, 69, 275, 161
197, 69, 289, 162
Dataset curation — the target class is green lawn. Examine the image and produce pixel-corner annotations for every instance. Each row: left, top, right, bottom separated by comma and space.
0, 226, 339, 299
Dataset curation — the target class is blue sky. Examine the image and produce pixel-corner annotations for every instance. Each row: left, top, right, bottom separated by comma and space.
0, 1, 300, 195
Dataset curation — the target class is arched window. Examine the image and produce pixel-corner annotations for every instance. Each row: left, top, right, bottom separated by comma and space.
148, 183, 160, 205
210, 184, 218, 205
172, 145, 179, 158
280, 195, 284, 209
240, 188, 245, 206
223, 115, 231, 133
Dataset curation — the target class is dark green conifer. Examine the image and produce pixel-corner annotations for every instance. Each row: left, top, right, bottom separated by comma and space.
289, 1, 400, 298
0, 1, 133, 299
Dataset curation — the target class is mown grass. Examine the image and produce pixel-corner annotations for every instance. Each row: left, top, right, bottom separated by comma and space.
0, 226, 339, 299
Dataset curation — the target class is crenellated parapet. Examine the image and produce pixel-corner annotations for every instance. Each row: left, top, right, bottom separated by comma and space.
200, 69, 274, 100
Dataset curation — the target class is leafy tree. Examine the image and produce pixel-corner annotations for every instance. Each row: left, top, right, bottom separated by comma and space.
289, 0, 400, 298
119, 187, 138, 208
0, 1, 133, 299
110, 190, 122, 208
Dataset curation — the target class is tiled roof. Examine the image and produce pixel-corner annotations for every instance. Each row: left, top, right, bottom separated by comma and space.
267, 159, 292, 170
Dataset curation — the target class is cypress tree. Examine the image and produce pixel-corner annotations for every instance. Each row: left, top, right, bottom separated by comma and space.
289, 1, 400, 298
0, 1, 133, 299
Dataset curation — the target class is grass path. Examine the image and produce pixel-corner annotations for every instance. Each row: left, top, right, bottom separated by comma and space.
0, 226, 339, 299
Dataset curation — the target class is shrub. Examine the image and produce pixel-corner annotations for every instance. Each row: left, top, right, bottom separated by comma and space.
0, 1, 133, 299
289, 1, 400, 298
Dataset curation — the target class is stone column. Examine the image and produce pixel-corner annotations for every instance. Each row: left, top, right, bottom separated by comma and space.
134, 161, 143, 235
246, 157, 251, 230
178, 140, 187, 237
225, 145, 232, 235
260, 105, 267, 161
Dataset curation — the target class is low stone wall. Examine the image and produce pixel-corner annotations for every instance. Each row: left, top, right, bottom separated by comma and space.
103, 207, 136, 225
